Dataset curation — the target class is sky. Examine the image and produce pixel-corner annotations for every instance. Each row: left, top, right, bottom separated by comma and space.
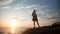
0, 0, 60, 27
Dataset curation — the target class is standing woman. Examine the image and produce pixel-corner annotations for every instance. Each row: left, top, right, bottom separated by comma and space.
32, 10, 40, 28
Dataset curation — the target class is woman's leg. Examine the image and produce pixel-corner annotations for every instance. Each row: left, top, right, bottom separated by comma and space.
33, 21, 35, 28
36, 20, 40, 27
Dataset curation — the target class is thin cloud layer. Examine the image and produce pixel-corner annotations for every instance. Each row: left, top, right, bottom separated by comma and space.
0, 0, 14, 8
14, 4, 39, 9
0, 0, 59, 25
0, 6, 11, 9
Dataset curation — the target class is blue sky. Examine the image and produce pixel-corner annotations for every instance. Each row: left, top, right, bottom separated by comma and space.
0, 0, 60, 27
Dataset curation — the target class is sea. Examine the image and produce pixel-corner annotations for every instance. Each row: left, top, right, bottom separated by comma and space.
0, 27, 32, 34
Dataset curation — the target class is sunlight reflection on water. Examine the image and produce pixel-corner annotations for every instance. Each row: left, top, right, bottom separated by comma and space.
0, 27, 29, 34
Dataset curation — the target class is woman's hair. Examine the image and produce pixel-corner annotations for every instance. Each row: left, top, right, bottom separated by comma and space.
33, 10, 36, 12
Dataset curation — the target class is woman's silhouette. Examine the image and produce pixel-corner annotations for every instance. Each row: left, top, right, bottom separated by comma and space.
32, 10, 40, 28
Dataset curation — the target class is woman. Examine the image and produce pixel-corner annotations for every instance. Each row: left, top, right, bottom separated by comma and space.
32, 10, 40, 28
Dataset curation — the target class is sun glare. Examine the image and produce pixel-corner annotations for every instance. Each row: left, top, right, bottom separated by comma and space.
7, 18, 18, 34
9, 19, 17, 27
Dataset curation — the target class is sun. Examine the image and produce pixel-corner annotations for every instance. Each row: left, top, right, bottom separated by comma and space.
9, 19, 17, 27
7, 18, 18, 34
8, 18, 17, 27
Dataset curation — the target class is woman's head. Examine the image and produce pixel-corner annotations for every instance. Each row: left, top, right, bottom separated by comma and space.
33, 10, 36, 12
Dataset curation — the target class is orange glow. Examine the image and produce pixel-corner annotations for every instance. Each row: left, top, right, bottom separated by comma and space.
8, 19, 17, 27
7, 18, 18, 34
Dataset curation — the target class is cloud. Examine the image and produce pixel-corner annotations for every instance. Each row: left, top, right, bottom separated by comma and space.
12, 17, 28, 21
37, 8, 60, 22
39, 9, 60, 22
0, 0, 14, 8
14, 4, 39, 9
14, 4, 49, 10
53, 9, 60, 19
0, 6, 11, 9
46, 9, 60, 20
25, 5, 38, 8
37, 9, 51, 18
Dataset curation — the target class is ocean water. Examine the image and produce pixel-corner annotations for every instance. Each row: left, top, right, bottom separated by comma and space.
0, 27, 30, 34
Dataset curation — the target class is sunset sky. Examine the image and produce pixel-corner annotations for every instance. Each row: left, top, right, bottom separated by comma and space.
0, 0, 60, 27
